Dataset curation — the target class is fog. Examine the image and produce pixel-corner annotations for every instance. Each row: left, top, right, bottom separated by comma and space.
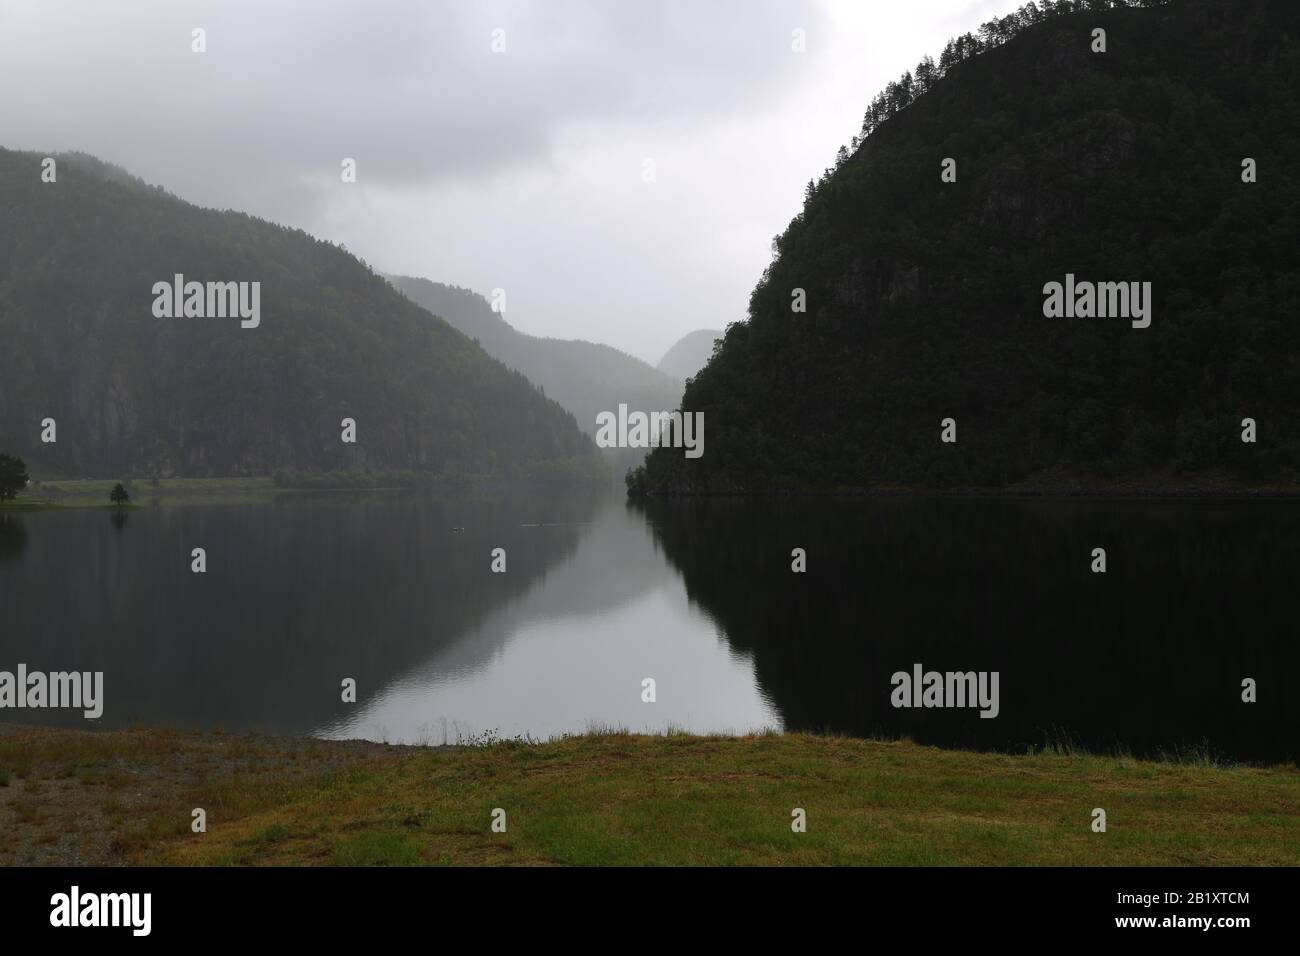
0, 0, 1020, 363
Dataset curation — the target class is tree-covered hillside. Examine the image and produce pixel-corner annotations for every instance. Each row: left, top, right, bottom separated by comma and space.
0, 150, 595, 478
633, 0, 1300, 494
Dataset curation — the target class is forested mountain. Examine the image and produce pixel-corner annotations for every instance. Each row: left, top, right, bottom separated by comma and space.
0, 149, 595, 479
632, 0, 1300, 494
387, 275, 683, 440
657, 329, 723, 381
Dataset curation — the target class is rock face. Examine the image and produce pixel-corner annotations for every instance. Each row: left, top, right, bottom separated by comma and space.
634, 0, 1300, 494
0, 150, 594, 478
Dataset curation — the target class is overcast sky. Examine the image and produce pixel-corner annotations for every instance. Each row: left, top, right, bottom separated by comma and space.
0, 0, 1022, 365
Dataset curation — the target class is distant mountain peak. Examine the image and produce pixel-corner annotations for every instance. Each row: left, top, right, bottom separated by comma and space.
386, 274, 684, 439
657, 329, 723, 381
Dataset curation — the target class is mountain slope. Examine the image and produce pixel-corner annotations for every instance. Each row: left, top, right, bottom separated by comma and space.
633, 0, 1300, 494
657, 329, 722, 381
386, 275, 683, 439
0, 150, 595, 478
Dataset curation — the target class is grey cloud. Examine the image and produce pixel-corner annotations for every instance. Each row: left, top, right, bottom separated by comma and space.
0, 0, 831, 206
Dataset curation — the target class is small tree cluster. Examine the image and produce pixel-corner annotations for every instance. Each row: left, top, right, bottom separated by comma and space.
0, 454, 30, 502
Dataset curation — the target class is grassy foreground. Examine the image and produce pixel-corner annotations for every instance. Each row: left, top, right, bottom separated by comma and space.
1, 726, 1296, 866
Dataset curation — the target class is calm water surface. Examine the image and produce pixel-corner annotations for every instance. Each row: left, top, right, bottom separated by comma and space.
1, 492, 1295, 763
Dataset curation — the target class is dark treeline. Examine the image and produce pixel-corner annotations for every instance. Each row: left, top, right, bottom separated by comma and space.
634, 0, 1300, 494
812, 0, 1176, 203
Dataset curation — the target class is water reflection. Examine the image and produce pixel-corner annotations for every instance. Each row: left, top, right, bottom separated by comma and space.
317, 498, 779, 742
638, 496, 1299, 764
0, 490, 778, 740
3, 491, 1294, 763
0, 513, 26, 564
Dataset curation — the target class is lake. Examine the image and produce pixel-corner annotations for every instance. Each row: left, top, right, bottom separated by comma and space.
1, 491, 1295, 764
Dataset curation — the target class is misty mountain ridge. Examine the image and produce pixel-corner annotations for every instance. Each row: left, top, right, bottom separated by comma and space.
657, 329, 723, 381
385, 275, 685, 468
0, 147, 597, 480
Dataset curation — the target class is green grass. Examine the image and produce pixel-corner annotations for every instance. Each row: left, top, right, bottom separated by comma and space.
137, 732, 1299, 867
5, 727, 1295, 866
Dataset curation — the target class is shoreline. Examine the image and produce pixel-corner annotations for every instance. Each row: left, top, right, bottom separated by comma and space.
635, 487, 1300, 500
1, 476, 283, 511
1, 472, 616, 512
9, 475, 1300, 512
